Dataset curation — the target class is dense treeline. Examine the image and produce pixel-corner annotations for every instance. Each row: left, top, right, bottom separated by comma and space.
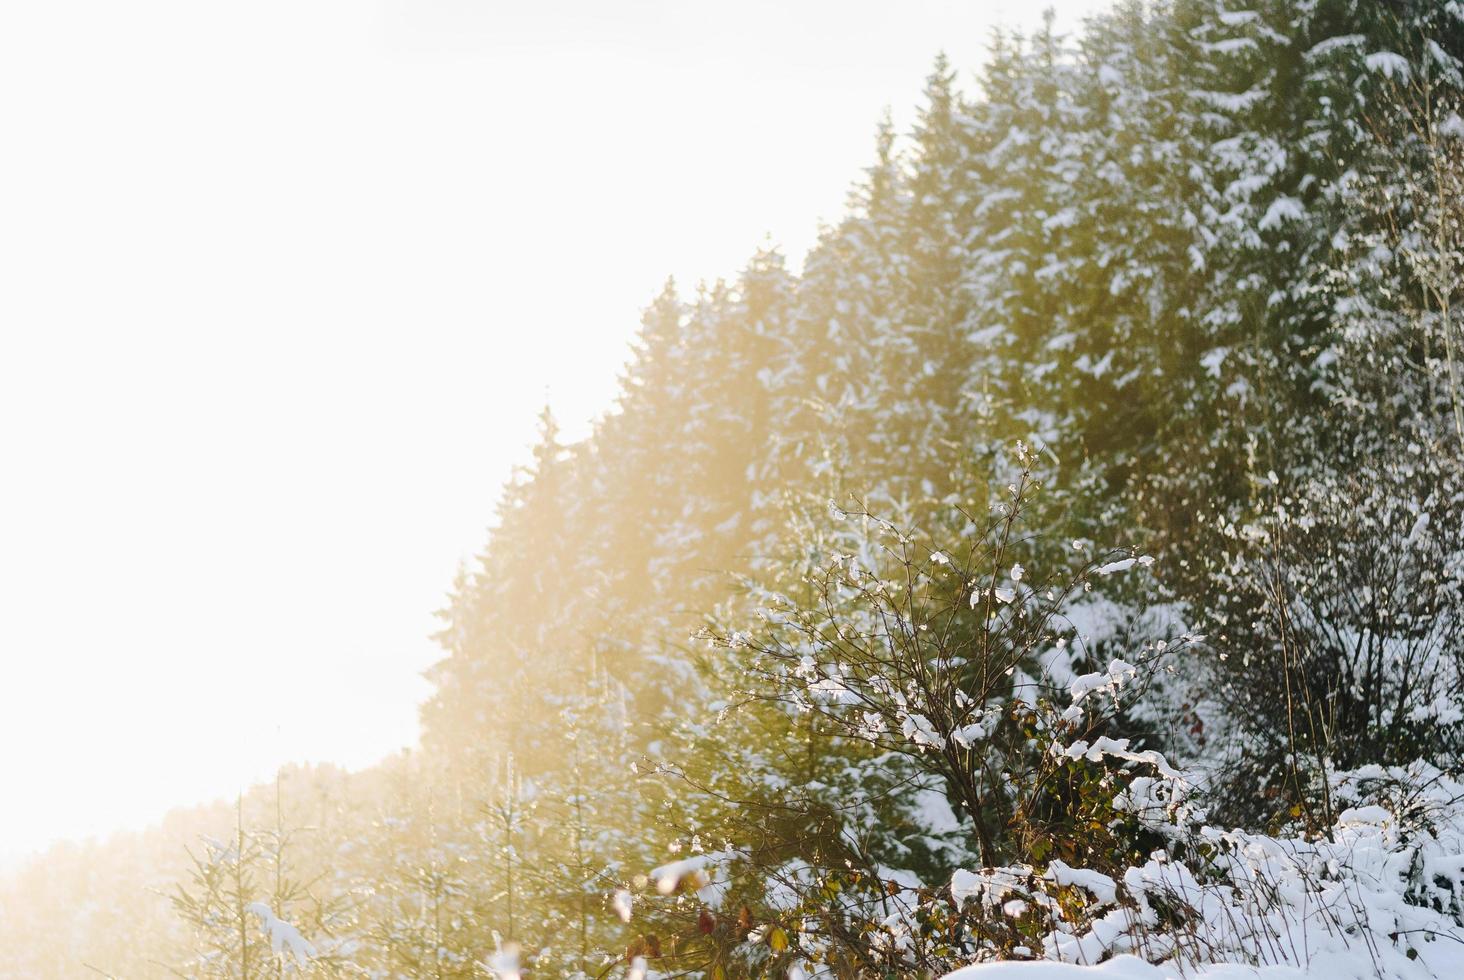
4, 0, 1463, 977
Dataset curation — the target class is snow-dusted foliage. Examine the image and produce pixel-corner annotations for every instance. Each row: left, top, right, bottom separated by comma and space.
931, 763, 1464, 979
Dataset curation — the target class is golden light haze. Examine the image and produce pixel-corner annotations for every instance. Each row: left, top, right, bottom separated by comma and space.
0, 0, 1106, 863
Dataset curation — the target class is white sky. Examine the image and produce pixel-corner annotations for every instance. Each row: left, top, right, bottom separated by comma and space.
0, 0, 1106, 863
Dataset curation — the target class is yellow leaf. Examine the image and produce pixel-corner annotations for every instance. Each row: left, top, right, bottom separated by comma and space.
769, 925, 788, 953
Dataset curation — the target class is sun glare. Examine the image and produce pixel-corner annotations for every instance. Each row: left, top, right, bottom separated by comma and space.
0, 0, 1104, 865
